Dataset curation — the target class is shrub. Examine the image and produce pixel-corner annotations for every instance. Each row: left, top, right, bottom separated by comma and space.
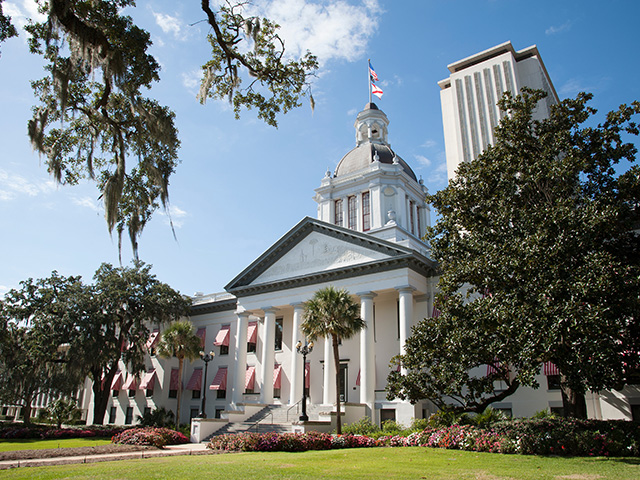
136, 407, 175, 428
342, 417, 380, 436
112, 427, 189, 448
0, 424, 124, 440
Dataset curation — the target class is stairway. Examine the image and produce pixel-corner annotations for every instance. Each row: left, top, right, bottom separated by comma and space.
204, 403, 325, 440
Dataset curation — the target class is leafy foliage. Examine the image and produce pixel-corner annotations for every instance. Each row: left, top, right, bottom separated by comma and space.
41, 398, 82, 428
136, 407, 175, 428
21, 1, 317, 256
111, 427, 189, 447
301, 286, 365, 434
0, 0, 18, 54
387, 89, 640, 417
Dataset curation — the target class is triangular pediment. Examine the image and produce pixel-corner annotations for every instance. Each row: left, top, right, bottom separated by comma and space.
225, 217, 423, 293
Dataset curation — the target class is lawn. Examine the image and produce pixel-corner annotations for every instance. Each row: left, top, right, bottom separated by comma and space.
1, 447, 638, 479
0, 437, 112, 452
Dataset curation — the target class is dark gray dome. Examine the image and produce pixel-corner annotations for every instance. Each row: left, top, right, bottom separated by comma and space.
334, 143, 417, 181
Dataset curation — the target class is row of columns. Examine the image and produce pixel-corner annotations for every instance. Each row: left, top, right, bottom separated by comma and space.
229, 286, 418, 412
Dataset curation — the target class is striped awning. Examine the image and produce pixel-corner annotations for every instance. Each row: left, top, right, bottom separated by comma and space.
247, 321, 258, 344
110, 371, 123, 390
196, 328, 206, 348
273, 364, 282, 389
214, 325, 230, 347
146, 329, 160, 351
169, 368, 181, 390
245, 366, 255, 390
305, 362, 310, 389
544, 362, 560, 376
186, 368, 202, 391
210, 367, 228, 390
122, 374, 137, 391
139, 369, 156, 390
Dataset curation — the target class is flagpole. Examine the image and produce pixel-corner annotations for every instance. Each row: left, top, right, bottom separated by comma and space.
368, 58, 372, 104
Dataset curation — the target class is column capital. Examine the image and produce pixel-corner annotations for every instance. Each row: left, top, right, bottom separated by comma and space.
356, 291, 378, 300
395, 285, 416, 294
290, 302, 305, 309
235, 310, 251, 318
261, 307, 278, 315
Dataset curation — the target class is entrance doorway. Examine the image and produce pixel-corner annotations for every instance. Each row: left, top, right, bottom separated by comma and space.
339, 364, 348, 403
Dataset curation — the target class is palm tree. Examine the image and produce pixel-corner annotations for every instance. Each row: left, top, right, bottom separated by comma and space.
156, 320, 203, 428
301, 286, 365, 434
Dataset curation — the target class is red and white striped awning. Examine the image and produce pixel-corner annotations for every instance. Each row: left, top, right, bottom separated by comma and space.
214, 325, 230, 347
196, 328, 206, 348
110, 371, 122, 390
543, 362, 560, 376
247, 321, 258, 344
273, 364, 282, 389
305, 362, 310, 389
122, 374, 137, 391
169, 368, 181, 390
186, 368, 202, 391
146, 329, 160, 351
210, 367, 228, 390
245, 366, 255, 390
139, 369, 156, 390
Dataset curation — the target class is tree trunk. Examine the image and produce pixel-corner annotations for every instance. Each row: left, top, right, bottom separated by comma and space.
91, 367, 117, 425
332, 334, 342, 435
561, 385, 588, 419
22, 394, 33, 425
175, 358, 184, 428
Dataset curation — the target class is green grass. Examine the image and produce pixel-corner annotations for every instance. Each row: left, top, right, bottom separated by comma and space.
0, 437, 112, 452
1, 447, 638, 479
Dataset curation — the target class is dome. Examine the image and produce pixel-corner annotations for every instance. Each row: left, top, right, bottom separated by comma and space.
334, 143, 418, 181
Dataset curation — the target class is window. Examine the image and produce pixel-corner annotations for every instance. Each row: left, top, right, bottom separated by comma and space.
334, 199, 343, 226
409, 200, 415, 235
220, 344, 229, 355
190, 408, 199, 419
108, 406, 117, 424
347, 196, 357, 229
217, 389, 226, 399
362, 191, 371, 231
215, 408, 224, 419
128, 389, 136, 398
247, 342, 257, 353
275, 318, 283, 351
380, 408, 396, 426
125, 407, 133, 425
547, 375, 561, 390
273, 388, 281, 399
112, 389, 119, 397
416, 206, 421, 237
143, 407, 151, 417
192, 389, 201, 399
496, 408, 512, 418
631, 404, 640, 422
550, 407, 565, 417
247, 321, 258, 353
169, 389, 177, 399
146, 388, 153, 398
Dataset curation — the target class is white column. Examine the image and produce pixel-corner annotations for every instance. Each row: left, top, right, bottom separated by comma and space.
396, 286, 415, 375
231, 312, 249, 409
260, 307, 277, 404
358, 291, 377, 411
323, 336, 335, 405
289, 302, 304, 405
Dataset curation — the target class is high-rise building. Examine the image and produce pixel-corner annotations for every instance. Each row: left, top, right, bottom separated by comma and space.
438, 41, 558, 180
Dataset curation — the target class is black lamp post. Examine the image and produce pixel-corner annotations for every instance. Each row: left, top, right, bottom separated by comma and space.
295, 340, 314, 422
198, 350, 215, 418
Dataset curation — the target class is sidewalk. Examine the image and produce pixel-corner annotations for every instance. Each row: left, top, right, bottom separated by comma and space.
0, 442, 211, 470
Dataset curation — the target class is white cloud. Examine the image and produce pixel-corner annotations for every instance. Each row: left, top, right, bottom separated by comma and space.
4, 1, 46, 31
545, 21, 572, 36
255, 0, 382, 66
182, 69, 202, 92
414, 154, 431, 167
346, 108, 358, 116
152, 11, 188, 41
421, 139, 437, 149
0, 285, 9, 295
72, 196, 101, 212
558, 78, 589, 96
0, 169, 56, 200
158, 204, 189, 228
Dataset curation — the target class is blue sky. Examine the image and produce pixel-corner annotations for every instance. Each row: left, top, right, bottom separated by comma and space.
1, 0, 639, 297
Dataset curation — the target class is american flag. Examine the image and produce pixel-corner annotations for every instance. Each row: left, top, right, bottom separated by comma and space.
369, 60, 379, 82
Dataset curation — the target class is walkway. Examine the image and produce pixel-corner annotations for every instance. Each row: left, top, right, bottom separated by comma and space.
0, 442, 210, 470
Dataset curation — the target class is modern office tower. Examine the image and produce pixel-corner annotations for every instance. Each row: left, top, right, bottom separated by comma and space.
438, 41, 558, 180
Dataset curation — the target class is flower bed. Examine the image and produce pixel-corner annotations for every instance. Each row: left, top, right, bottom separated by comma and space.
111, 427, 189, 448
206, 418, 640, 457
0, 425, 124, 440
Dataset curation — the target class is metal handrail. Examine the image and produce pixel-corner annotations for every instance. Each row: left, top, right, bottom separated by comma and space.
247, 410, 273, 432
286, 399, 302, 422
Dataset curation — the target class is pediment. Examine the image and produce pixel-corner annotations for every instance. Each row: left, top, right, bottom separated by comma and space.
252, 230, 389, 284
225, 217, 418, 292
